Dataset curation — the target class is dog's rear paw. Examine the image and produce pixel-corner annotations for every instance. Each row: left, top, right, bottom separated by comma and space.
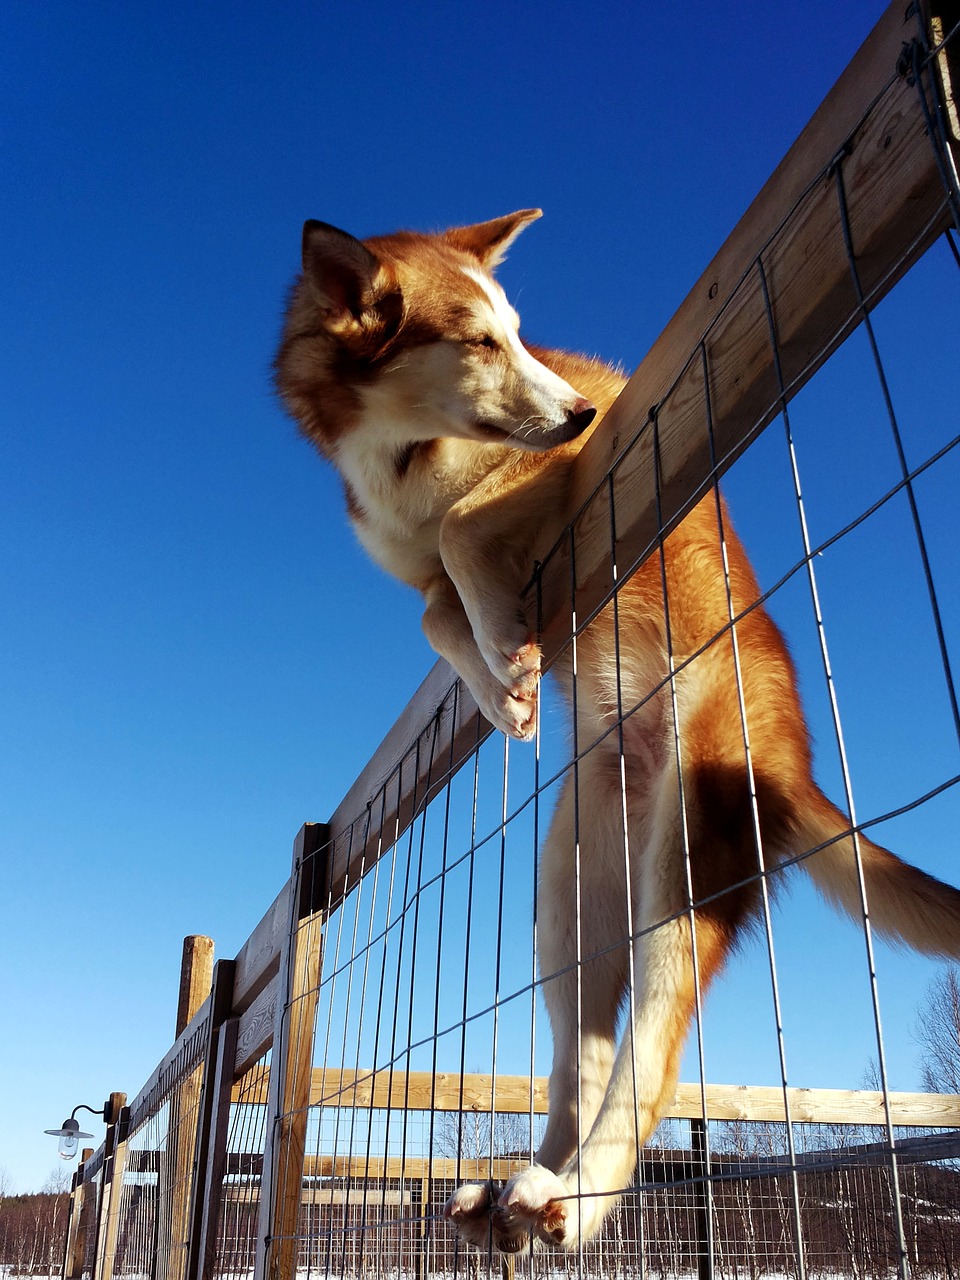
444, 1182, 528, 1253
499, 1165, 575, 1248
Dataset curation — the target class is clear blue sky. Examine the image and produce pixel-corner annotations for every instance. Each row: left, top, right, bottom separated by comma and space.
3, 0, 958, 1194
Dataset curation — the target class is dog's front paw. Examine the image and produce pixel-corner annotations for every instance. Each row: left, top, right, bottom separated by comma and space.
476, 674, 538, 742
479, 635, 542, 697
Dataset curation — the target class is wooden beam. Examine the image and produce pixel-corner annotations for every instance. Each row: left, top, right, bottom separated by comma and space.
311, 1067, 547, 1115
230, 1066, 960, 1129
667, 1082, 960, 1129
177, 936, 215, 1037
220, 1186, 413, 1207
231, 883, 292, 1017
301, 1154, 529, 1183
62, 1150, 95, 1280
233, 972, 279, 1078
539, 1, 953, 645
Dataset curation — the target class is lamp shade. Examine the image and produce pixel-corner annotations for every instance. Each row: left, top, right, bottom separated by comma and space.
44, 1117, 95, 1160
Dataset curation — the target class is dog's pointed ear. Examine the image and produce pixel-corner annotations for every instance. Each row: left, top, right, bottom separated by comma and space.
301, 220, 402, 346
444, 209, 543, 269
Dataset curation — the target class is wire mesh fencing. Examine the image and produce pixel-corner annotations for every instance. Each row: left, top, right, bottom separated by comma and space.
60, 6, 960, 1280
259, 6, 960, 1276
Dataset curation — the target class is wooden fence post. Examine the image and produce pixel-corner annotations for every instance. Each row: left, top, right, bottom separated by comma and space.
254, 823, 329, 1280
185, 958, 240, 1280
62, 1148, 95, 1280
158, 936, 214, 1280
92, 1094, 130, 1280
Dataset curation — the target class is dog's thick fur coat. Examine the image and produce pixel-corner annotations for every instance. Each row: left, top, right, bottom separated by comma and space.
276, 210, 960, 1251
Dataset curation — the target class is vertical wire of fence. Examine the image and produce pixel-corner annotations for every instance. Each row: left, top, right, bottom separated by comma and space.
215, 1054, 271, 1280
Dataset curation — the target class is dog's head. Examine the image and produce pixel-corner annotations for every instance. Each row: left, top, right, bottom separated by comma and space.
276, 210, 595, 456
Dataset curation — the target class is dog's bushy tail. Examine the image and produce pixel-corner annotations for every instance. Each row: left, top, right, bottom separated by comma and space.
796, 787, 960, 957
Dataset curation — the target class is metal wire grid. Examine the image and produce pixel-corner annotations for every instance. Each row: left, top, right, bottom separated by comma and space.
526, 147, 958, 1280
247, 1108, 960, 1279
113, 1101, 171, 1280
268, 26, 960, 1280
79, 1163, 104, 1280
95, 1018, 209, 1280
136, 1100, 200, 1280
212, 1054, 272, 1280
299, 708, 549, 1276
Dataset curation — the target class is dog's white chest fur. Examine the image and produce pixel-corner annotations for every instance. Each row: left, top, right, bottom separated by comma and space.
335, 430, 505, 588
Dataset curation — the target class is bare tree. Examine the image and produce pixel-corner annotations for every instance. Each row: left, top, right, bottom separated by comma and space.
915, 965, 960, 1094
433, 1108, 535, 1161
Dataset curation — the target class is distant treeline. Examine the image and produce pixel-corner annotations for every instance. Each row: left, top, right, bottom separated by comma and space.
0, 1190, 68, 1278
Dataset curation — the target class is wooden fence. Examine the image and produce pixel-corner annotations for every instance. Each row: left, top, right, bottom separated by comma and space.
60, 3, 960, 1279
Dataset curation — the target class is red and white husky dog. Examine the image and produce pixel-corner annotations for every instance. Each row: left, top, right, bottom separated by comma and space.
276, 210, 960, 1251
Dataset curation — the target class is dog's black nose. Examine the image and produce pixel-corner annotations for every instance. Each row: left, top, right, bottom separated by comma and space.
566, 398, 597, 434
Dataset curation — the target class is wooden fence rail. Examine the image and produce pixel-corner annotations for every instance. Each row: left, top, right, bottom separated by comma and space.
59, 6, 959, 1280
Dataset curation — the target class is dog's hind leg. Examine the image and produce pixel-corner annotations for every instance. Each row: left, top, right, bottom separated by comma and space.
494, 759, 751, 1250
445, 763, 629, 1251
534, 768, 632, 1173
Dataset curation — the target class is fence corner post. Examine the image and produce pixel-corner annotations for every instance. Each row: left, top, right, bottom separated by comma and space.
91, 1094, 130, 1280
185, 958, 239, 1280
254, 822, 330, 1280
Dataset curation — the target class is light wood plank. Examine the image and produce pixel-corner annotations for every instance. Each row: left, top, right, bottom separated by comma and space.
221, 1187, 412, 1207
231, 883, 292, 1016
231, 1067, 960, 1129
301, 1154, 530, 1183
233, 973, 278, 1078
325, 663, 488, 905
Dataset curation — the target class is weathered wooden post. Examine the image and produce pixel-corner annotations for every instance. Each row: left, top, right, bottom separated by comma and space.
185, 958, 240, 1280
254, 823, 329, 1280
91, 1094, 130, 1280
158, 936, 215, 1280
62, 1147, 95, 1280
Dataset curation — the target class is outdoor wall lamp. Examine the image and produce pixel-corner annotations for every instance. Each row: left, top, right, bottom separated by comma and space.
44, 1102, 109, 1160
